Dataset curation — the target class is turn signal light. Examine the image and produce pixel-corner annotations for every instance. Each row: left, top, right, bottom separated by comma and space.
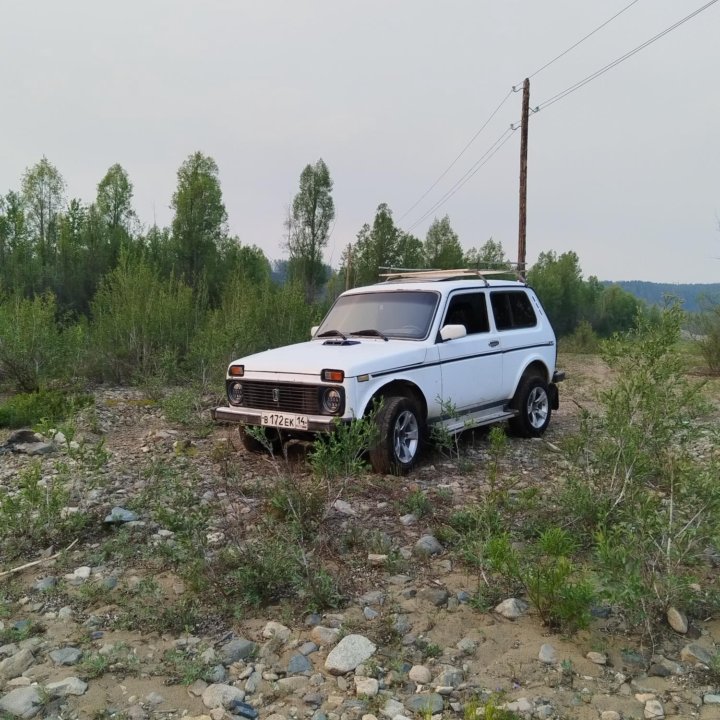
229, 364, 244, 377
322, 369, 344, 382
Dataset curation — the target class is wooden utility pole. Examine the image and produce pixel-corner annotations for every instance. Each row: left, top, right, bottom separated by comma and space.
517, 77, 530, 276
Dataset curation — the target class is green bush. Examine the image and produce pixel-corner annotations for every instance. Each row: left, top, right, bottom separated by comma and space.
0, 389, 92, 428
691, 296, 720, 373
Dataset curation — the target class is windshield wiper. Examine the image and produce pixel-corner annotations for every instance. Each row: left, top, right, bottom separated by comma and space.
349, 329, 388, 341
317, 329, 348, 340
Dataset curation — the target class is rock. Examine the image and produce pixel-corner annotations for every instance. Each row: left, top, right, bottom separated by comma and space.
538, 643, 557, 664
456, 638, 477, 654
33, 577, 57, 592
262, 621, 291, 643
45, 676, 88, 697
586, 651, 607, 665
667, 607, 688, 634
188, 680, 208, 697
310, 626, 340, 646
277, 676, 309, 692
705, 695, 720, 705
433, 666, 463, 688
400, 513, 418, 526
406, 693, 444, 714
220, 638, 257, 665
288, 654, 313, 674
333, 500, 356, 515
14, 441, 54, 456
408, 665, 431, 684
506, 698, 534, 714
367, 554, 387, 566
419, 588, 449, 607
494, 598, 528, 619
299, 642, 318, 656
0, 648, 35, 679
207, 665, 227, 683
354, 677, 379, 697
201, 683, 245, 709
644, 699, 664, 718
49, 647, 82, 665
600, 712, 621, 720
104, 507, 139, 523
0, 685, 44, 718
325, 635, 376, 675
381, 699, 405, 718
680, 643, 713, 665
414, 535, 442, 556
363, 607, 378, 620
359, 590, 385, 606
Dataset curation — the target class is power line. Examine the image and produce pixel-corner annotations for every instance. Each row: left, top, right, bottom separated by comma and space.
405, 126, 518, 233
518, 0, 641, 84
399, 89, 514, 221
535, 0, 720, 112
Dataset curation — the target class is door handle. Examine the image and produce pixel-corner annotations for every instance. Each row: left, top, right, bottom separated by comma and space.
489, 340, 500, 347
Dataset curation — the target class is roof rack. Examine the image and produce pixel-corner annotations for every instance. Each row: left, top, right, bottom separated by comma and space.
378, 267, 526, 285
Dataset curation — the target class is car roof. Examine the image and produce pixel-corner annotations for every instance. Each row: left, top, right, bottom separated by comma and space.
342, 277, 528, 295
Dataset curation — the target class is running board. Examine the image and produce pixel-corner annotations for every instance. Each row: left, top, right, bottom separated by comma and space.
432, 408, 517, 435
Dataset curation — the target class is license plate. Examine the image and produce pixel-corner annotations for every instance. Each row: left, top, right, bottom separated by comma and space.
261, 412, 308, 430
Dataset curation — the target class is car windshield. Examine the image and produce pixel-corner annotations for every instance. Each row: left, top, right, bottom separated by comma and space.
317, 291, 438, 340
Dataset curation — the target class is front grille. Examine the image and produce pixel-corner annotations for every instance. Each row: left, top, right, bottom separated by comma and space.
229, 380, 322, 414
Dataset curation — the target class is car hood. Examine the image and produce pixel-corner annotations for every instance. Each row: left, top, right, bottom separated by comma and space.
234, 339, 430, 379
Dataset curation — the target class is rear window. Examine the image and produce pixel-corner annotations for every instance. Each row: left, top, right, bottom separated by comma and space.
490, 291, 537, 330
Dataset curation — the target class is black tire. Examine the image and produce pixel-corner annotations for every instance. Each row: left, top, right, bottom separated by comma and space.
238, 425, 277, 454
369, 396, 423, 474
509, 376, 552, 437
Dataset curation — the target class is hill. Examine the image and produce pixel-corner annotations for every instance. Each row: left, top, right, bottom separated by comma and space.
605, 280, 720, 313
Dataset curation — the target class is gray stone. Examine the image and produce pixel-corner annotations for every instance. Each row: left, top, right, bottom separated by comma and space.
207, 665, 227, 683
0, 648, 35, 679
14, 441, 54, 456
0, 644, 18, 659
220, 638, 257, 664
680, 643, 713, 665
494, 598, 528, 619
33, 576, 58, 592
506, 698, 534, 714
359, 590, 385, 606
406, 693, 444, 714
538, 643, 557, 664
705, 694, 720, 705
0, 686, 44, 718
333, 499, 356, 515
202, 683, 245, 709
299, 642, 318, 656
354, 677, 379, 697
381, 699, 405, 718
456, 590, 472, 604
434, 666, 463, 688
49, 647, 82, 665
310, 626, 340, 646
408, 665, 431, 684
304, 693, 324, 707
419, 588, 449, 607
262, 621, 291, 643
600, 712, 621, 720
586, 651, 607, 665
363, 607, 378, 620
667, 607, 688, 634
325, 635, 377, 675
45, 676, 88, 697
456, 638, 477, 655
393, 615, 411, 634
288, 654, 313, 674
244, 669, 262, 694
644, 699, 664, 718
414, 535, 442, 556
104, 507, 139, 523
400, 513, 418, 526
277, 676, 309, 692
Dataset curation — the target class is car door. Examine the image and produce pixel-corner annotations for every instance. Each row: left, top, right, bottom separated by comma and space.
436, 290, 504, 413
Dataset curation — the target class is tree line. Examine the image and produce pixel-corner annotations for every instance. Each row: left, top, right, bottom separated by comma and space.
0, 153, 643, 392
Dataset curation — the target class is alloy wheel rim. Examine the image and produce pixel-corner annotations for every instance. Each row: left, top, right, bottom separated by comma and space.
393, 410, 419, 463
527, 386, 549, 428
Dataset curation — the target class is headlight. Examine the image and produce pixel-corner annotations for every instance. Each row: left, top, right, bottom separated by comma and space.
228, 381, 244, 405
322, 388, 342, 414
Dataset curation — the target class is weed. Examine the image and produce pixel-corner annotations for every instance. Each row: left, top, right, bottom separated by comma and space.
0, 389, 92, 429
309, 408, 379, 479
161, 387, 213, 435
0, 620, 44, 645
162, 649, 215, 684
401, 489, 432, 519
114, 579, 200, 634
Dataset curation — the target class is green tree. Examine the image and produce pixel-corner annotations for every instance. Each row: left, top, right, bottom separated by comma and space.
0, 191, 33, 294
348, 203, 401, 287
464, 237, 508, 268
97, 164, 136, 232
423, 215, 463, 269
170, 152, 228, 291
21, 157, 66, 272
285, 159, 335, 300
527, 251, 586, 336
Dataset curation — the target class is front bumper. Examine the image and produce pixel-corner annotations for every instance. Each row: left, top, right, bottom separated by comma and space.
212, 405, 340, 433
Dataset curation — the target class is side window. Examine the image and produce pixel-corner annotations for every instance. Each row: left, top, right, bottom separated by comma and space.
444, 293, 490, 334
490, 291, 537, 330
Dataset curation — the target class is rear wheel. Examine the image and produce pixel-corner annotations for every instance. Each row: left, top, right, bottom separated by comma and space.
369, 396, 423, 474
509, 376, 551, 437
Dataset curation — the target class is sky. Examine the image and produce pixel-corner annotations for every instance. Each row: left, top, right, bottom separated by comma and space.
2, 1, 719, 283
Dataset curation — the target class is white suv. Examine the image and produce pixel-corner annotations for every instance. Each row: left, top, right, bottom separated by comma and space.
214, 269, 564, 473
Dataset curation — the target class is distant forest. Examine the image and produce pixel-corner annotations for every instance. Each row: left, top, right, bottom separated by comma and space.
607, 281, 720, 313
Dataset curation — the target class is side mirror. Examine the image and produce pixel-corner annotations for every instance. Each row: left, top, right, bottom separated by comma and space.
310, 325, 319, 338
440, 324, 467, 342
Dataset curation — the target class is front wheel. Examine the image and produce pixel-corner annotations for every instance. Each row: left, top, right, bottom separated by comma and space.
369, 396, 423, 474
509, 377, 552, 437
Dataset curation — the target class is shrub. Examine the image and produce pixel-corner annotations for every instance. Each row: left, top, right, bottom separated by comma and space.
691, 295, 720, 373
0, 389, 92, 428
